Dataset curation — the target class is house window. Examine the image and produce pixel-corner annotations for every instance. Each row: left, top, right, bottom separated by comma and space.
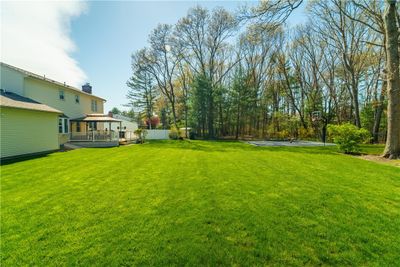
75, 95, 80, 104
59, 90, 65, 100
58, 119, 63, 133
64, 120, 69, 133
91, 99, 97, 112
76, 122, 81, 132
58, 118, 69, 134
89, 122, 97, 130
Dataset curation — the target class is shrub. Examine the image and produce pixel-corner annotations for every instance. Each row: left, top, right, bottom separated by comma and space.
327, 123, 370, 154
298, 127, 314, 140
169, 126, 180, 140
134, 128, 148, 144
276, 130, 290, 140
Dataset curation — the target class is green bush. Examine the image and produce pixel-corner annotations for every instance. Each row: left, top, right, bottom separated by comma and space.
298, 127, 315, 140
134, 128, 148, 144
277, 130, 290, 140
328, 123, 370, 154
169, 126, 181, 140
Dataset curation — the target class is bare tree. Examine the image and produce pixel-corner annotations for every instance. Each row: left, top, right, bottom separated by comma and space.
336, 0, 400, 158
382, 0, 400, 158
134, 24, 183, 127
239, 0, 303, 29
175, 6, 237, 138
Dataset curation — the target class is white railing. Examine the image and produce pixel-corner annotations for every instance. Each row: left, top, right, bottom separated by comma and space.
70, 130, 119, 142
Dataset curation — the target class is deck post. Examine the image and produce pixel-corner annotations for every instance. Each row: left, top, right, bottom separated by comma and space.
109, 122, 112, 141
69, 121, 72, 141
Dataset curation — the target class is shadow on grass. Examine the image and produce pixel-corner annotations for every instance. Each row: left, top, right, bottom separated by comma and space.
0, 153, 52, 166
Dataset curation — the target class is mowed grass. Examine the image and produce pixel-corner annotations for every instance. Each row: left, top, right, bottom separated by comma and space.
1, 141, 399, 266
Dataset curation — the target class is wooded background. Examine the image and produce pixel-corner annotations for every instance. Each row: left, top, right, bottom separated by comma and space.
122, 0, 399, 157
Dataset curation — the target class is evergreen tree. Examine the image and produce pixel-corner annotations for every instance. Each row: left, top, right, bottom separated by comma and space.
190, 74, 211, 138
127, 69, 157, 129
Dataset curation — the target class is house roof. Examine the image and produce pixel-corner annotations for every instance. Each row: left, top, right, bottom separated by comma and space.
1, 62, 106, 101
71, 113, 122, 122
0, 90, 62, 114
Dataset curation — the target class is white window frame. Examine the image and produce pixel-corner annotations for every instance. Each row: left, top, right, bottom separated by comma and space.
91, 99, 98, 112
58, 118, 69, 134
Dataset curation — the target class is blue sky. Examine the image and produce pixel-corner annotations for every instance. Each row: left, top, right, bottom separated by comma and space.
70, 1, 306, 112
70, 1, 248, 112
2, 1, 306, 113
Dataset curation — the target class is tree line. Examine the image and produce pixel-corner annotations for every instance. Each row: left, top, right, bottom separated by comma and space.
126, 0, 400, 159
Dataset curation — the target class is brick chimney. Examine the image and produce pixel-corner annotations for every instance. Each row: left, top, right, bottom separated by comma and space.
82, 83, 92, 94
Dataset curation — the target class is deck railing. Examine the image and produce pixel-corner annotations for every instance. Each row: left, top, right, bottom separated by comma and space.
70, 130, 119, 142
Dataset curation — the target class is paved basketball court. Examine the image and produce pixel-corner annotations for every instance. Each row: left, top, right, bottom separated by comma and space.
247, 140, 336, 147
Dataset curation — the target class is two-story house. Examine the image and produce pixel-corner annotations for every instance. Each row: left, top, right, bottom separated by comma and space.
0, 62, 121, 160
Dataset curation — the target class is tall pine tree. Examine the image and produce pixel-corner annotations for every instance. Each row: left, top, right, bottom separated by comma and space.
127, 69, 157, 129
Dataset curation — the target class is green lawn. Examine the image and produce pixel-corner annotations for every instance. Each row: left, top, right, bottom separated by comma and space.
1, 141, 399, 265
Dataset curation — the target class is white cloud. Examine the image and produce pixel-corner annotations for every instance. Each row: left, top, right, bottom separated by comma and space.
1, 1, 87, 87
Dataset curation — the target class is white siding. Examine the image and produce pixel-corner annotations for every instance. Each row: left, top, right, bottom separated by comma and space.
1, 107, 60, 158
108, 120, 138, 132
0, 65, 25, 95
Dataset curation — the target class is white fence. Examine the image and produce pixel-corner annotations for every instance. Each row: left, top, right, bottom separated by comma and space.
146, 129, 170, 140
123, 131, 137, 141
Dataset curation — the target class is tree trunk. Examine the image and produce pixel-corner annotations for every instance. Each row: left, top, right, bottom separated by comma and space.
235, 97, 241, 140
352, 87, 362, 128
171, 102, 178, 128
185, 104, 188, 138
219, 102, 224, 137
208, 93, 214, 139
372, 81, 386, 143
382, 0, 400, 159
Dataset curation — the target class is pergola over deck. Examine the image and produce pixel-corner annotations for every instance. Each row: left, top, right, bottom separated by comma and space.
70, 114, 122, 142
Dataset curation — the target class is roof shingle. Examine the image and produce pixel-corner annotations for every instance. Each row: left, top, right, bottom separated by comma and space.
1, 62, 106, 101
71, 113, 121, 122
0, 90, 62, 114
